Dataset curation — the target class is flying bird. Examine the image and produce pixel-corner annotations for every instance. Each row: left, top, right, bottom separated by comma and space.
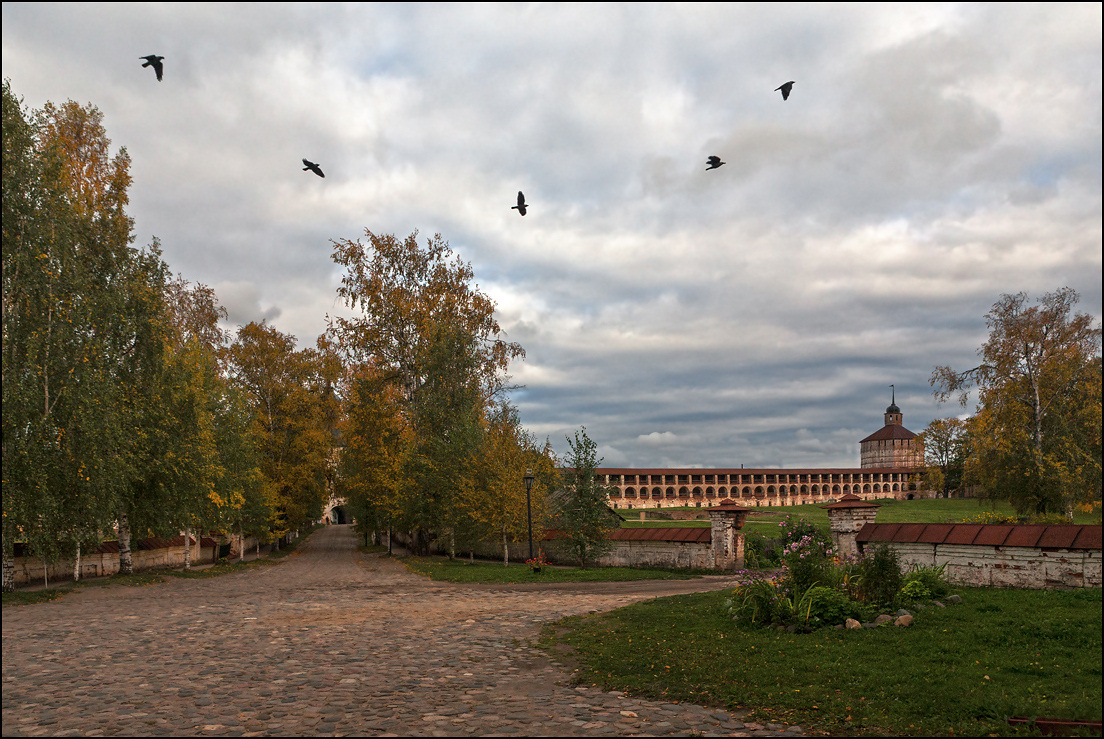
140, 55, 164, 82
512, 191, 527, 216
775, 81, 795, 100
302, 159, 325, 178
706, 155, 725, 170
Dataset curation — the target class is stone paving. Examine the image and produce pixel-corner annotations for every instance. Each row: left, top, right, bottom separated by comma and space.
2, 525, 806, 737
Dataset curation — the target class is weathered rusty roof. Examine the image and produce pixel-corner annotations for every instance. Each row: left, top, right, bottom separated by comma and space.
822, 493, 881, 510
859, 424, 917, 443
858, 523, 1102, 551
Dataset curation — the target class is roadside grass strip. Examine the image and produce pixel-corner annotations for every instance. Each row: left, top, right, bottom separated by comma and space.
402, 555, 704, 583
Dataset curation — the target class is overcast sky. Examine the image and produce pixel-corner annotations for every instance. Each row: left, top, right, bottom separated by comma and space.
4, 3, 1101, 469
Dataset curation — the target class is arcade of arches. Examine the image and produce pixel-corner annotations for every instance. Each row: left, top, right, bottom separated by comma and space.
598, 466, 924, 509
600, 401, 929, 510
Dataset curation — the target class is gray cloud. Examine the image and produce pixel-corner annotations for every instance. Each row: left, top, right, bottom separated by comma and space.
3, 3, 1099, 468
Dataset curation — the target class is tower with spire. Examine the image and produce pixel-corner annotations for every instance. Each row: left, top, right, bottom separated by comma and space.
860, 385, 922, 469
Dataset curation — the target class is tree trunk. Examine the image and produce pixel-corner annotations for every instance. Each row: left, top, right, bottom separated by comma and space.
73, 541, 81, 582
183, 527, 192, 570
448, 528, 455, 560
117, 512, 133, 575
502, 524, 509, 567
2, 535, 14, 592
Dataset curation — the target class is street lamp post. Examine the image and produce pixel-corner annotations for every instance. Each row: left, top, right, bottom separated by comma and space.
524, 469, 535, 561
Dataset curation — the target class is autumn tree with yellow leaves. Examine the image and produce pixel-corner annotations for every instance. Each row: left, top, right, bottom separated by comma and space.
328, 229, 533, 552
3, 83, 276, 586
2, 82, 166, 579
226, 321, 338, 540
931, 289, 1102, 518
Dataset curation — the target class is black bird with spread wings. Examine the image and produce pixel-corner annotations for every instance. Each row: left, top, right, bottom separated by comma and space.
140, 55, 164, 82
706, 155, 725, 170
775, 81, 795, 100
302, 159, 325, 178
512, 191, 527, 216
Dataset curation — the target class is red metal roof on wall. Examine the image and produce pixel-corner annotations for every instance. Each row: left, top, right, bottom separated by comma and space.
857, 523, 1101, 550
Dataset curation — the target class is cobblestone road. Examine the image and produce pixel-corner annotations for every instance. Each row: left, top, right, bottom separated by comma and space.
2, 525, 805, 737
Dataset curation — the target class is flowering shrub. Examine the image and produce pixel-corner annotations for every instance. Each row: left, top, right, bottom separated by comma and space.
526, 551, 548, 571
726, 570, 791, 626
726, 515, 952, 630
960, 512, 1020, 525
777, 514, 832, 551
780, 532, 836, 594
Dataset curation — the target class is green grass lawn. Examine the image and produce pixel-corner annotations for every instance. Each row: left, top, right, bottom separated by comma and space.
542, 586, 1102, 736
401, 555, 704, 583
623, 498, 1100, 539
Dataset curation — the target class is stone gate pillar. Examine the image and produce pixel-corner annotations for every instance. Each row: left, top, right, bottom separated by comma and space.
823, 494, 880, 559
708, 499, 752, 570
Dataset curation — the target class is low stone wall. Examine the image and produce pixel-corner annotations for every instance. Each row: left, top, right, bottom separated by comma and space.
10, 534, 265, 586
389, 527, 722, 570
855, 522, 1102, 589
596, 539, 713, 570
880, 542, 1100, 589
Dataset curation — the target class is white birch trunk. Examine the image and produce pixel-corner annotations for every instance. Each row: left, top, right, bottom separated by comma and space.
117, 512, 133, 575
73, 542, 81, 582
183, 527, 192, 570
502, 524, 509, 567
2, 534, 14, 592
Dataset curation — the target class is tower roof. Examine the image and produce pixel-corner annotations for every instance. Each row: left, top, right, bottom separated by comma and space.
861, 424, 916, 443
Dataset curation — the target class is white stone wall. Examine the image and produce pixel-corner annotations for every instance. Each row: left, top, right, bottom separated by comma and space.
880, 542, 1101, 589
596, 540, 713, 570
9, 535, 264, 586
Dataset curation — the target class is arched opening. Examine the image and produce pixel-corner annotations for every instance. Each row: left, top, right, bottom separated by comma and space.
331, 506, 348, 525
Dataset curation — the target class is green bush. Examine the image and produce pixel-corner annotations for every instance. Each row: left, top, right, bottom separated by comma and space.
849, 545, 902, 606
805, 585, 862, 628
903, 563, 950, 599
743, 532, 781, 568
899, 579, 931, 602
727, 572, 791, 627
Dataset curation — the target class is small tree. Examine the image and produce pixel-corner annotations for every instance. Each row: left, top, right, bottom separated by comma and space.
552, 428, 620, 567
917, 417, 969, 498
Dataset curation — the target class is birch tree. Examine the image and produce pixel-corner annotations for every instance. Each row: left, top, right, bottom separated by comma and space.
931, 289, 1101, 517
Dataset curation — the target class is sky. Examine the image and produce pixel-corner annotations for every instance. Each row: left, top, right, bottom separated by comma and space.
3, 3, 1101, 469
